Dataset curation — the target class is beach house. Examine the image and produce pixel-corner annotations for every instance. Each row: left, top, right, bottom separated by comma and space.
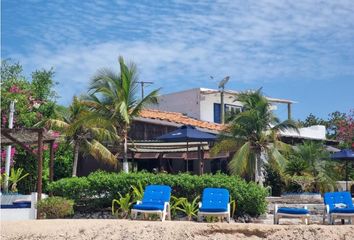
151, 88, 295, 123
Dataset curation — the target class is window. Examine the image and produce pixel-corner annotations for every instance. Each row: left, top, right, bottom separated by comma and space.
225, 104, 242, 115
214, 103, 242, 123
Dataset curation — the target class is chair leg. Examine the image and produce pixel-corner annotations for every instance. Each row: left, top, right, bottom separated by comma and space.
131, 211, 137, 220
168, 206, 171, 220
274, 215, 279, 225
328, 214, 332, 225
227, 213, 230, 223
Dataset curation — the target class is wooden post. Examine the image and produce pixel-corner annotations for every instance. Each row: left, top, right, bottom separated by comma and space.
37, 129, 44, 219
198, 145, 202, 175
49, 140, 55, 182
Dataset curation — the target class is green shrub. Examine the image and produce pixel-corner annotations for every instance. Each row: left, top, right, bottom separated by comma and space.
48, 171, 267, 216
263, 164, 285, 196
37, 196, 74, 219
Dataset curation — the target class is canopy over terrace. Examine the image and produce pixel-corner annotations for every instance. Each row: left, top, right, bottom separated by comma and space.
117, 141, 229, 174
1, 128, 59, 218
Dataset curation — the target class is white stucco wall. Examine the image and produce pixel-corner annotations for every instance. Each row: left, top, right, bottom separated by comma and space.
153, 88, 287, 124
280, 125, 327, 140
152, 88, 201, 119
199, 90, 243, 122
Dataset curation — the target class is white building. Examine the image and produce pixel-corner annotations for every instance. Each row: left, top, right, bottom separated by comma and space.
152, 88, 332, 142
152, 88, 295, 124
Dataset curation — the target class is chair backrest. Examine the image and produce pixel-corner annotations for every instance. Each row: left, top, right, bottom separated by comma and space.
201, 188, 229, 208
324, 191, 353, 210
141, 185, 171, 204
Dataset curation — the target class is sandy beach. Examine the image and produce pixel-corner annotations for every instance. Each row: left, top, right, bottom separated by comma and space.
1, 219, 354, 240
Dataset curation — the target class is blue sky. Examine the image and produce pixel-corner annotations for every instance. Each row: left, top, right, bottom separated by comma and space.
2, 0, 354, 121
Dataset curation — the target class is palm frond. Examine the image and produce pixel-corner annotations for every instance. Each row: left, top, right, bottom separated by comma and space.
210, 138, 244, 156
84, 139, 119, 167
267, 145, 288, 172
131, 88, 160, 117
228, 141, 251, 176
46, 119, 70, 131
273, 119, 299, 133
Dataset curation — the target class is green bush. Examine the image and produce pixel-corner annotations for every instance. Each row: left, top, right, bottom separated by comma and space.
48, 171, 267, 216
37, 196, 74, 219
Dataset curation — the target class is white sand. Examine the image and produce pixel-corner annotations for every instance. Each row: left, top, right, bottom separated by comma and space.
1, 219, 354, 240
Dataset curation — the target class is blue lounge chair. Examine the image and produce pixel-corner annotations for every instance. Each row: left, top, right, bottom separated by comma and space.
274, 205, 310, 224
131, 185, 171, 221
197, 188, 230, 223
323, 191, 354, 224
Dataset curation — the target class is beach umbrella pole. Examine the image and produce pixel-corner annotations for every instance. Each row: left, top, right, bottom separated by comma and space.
346, 160, 349, 191
186, 141, 189, 172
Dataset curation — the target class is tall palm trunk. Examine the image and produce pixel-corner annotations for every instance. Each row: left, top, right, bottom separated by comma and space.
254, 150, 263, 186
122, 129, 129, 173
72, 141, 80, 177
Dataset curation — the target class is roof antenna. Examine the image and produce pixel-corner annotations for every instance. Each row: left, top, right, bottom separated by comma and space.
137, 81, 153, 99
218, 76, 230, 124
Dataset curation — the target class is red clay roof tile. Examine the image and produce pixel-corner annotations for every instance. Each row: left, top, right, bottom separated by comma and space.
138, 109, 223, 131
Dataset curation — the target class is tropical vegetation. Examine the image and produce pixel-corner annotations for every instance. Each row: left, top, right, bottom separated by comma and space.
48, 171, 268, 217
212, 89, 298, 184
284, 141, 337, 193
37, 196, 74, 219
174, 196, 200, 221
1, 56, 353, 219
83, 56, 159, 172
45, 96, 118, 176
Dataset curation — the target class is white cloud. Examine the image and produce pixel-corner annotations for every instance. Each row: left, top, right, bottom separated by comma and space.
4, 0, 354, 105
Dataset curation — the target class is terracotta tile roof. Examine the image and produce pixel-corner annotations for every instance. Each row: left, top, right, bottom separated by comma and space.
138, 109, 224, 132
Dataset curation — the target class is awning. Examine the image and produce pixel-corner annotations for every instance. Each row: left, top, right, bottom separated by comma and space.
204, 152, 229, 159
117, 153, 133, 159
163, 153, 186, 159
134, 153, 160, 159
128, 141, 209, 153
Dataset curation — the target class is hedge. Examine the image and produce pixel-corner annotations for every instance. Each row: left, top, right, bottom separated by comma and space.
48, 171, 267, 216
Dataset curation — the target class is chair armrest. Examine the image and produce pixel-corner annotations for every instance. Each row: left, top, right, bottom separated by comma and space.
304, 205, 308, 210
198, 202, 202, 208
325, 204, 330, 214
274, 204, 278, 213
136, 200, 142, 205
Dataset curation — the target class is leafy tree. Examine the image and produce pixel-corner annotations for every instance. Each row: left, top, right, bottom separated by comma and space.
1, 59, 63, 193
46, 96, 118, 176
299, 111, 348, 139
1, 59, 57, 128
84, 56, 159, 173
336, 110, 354, 148
1, 59, 24, 82
212, 89, 297, 184
298, 113, 326, 128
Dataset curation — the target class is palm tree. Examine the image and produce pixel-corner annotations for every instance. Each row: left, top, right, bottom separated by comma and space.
84, 56, 159, 173
212, 89, 297, 184
47, 96, 118, 176
285, 141, 337, 193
